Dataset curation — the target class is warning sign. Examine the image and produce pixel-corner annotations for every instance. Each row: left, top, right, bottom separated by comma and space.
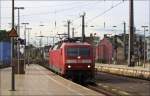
8, 28, 18, 37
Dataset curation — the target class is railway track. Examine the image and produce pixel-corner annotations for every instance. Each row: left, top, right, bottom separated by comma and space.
39, 63, 150, 96
86, 84, 117, 96
40, 63, 114, 95
95, 71, 150, 96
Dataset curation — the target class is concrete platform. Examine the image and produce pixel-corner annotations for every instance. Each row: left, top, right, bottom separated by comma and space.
0, 64, 104, 96
95, 63, 150, 80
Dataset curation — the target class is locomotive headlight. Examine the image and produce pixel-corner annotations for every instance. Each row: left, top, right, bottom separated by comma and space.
88, 65, 91, 68
77, 56, 81, 59
68, 65, 71, 68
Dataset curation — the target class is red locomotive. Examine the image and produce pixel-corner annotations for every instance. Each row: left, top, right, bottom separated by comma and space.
49, 39, 95, 82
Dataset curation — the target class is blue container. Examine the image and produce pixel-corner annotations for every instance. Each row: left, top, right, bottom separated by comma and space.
0, 41, 11, 65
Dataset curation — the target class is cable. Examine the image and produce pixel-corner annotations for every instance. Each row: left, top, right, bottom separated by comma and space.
2, 1, 99, 19
74, 1, 124, 31
2, 2, 86, 9
87, 1, 124, 24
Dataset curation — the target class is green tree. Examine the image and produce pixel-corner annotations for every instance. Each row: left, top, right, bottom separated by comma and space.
0, 30, 10, 41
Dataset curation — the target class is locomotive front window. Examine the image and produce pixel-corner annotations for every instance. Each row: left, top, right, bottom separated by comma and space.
67, 48, 90, 57
79, 48, 90, 57
67, 48, 78, 57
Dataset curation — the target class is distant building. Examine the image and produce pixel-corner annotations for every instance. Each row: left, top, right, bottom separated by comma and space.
96, 33, 146, 64
146, 36, 150, 61
96, 36, 113, 64
116, 34, 145, 63
116, 47, 125, 63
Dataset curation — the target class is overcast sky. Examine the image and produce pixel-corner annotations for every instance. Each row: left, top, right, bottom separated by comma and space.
0, 0, 149, 46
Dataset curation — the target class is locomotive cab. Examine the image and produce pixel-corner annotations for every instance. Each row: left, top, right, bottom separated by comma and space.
63, 42, 95, 82
49, 40, 95, 83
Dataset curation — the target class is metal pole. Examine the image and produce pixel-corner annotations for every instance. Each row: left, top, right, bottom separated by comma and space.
26, 28, 32, 65
24, 24, 26, 68
26, 28, 30, 65
47, 37, 48, 45
39, 24, 44, 47
123, 22, 126, 60
0, 0, 1, 29
40, 31, 42, 47
144, 28, 145, 67
128, 0, 135, 67
81, 13, 86, 42
17, 8, 20, 74
22, 23, 29, 64
67, 20, 71, 39
53, 37, 54, 46
142, 26, 148, 67
27, 28, 29, 65
72, 27, 75, 38
18, 9, 19, 36
11, 0, 15, 91
113, 26, 117, 64
14, 7, 24, 73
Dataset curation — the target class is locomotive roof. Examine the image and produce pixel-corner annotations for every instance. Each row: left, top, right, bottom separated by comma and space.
62, 42, 90, 46
51, 42, 91, 50
51, 38, 91, 50
61, 42, 91, 48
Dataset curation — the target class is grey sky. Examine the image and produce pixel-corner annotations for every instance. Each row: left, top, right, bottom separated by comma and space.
0, 0, 149, 46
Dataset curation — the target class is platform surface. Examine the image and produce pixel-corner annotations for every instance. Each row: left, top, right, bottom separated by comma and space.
96, 63, 150, 71
0, 64, 104, 96
95, 63, 150, 80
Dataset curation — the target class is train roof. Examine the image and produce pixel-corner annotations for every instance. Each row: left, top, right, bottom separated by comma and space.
51, 41, 91, 50
50, 37, 92, 50
62, 42, 91, 46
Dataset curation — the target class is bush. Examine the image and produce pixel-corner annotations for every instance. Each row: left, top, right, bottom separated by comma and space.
0, 30, 10, 41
